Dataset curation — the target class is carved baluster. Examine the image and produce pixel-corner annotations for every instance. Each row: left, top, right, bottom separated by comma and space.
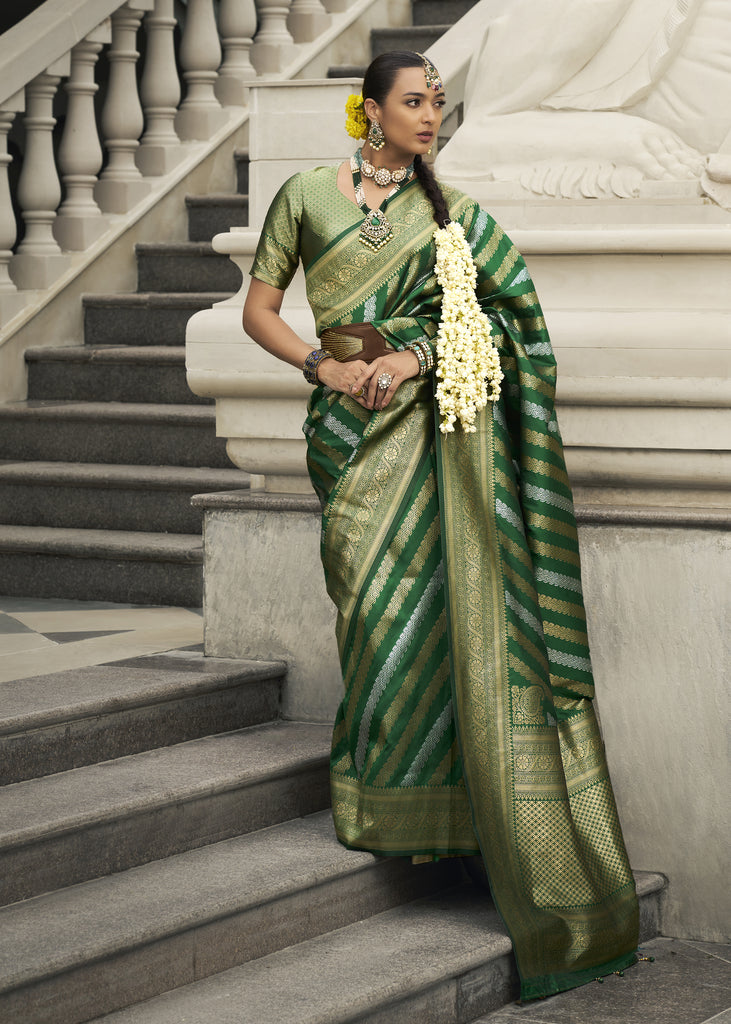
215, 0, 257, 107
251, 0, 296, 76
137, 0, 181, 175
11, 61, 71, 291
288, 0, 330, 43
54, 24, 111, 251
0, 98, 25, 323
95, 4, 152, 214
175, 0, 227, 140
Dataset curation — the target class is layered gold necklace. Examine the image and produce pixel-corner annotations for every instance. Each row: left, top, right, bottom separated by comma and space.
350, 150, 414, 251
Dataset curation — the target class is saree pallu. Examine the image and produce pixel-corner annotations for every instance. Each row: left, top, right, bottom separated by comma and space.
264, 172, 639, 1000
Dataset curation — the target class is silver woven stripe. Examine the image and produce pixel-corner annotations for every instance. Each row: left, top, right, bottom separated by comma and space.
524, 340, 552, 356
505, 589, 544, 640
547, 647, 592, 674
469, 209, 490, 250
492, 401, 508, 432
355, 562, 444, 773
521, 398, 551, 424
523, 483, 574, 515
535, 567, 583, 595
509, 266, 531, 287
496, 497, 525, 535
363, 294, 377, 321
400, 699, 453, 787
322, 411, 360, 450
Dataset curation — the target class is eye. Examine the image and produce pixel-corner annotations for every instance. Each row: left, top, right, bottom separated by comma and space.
406, 98, 420, 107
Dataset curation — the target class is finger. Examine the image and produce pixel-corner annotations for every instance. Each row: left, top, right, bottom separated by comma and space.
374, 371, 397, 410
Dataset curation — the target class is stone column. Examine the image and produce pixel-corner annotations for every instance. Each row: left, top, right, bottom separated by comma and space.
215, 0, 258, 107
251, 0, 296, 76
95, 4, 152, 214
175, 0, 228, 140
54, 25, 111, 251
137, 0, 182, 175
0, 95, 25, 324
287, 0, 330, 44
10, 61, 71, 291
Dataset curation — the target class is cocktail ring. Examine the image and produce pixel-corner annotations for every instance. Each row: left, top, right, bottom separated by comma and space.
377, 373, 393, 390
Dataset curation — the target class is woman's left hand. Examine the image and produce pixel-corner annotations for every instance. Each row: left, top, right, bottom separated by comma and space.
349, 349, 421, 411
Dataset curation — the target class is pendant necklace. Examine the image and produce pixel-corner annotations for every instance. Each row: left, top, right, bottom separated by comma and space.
351, 150, 414, 252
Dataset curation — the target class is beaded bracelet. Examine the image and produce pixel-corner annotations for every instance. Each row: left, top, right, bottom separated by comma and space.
406, 339, 435, 376
302, 349, 332, 385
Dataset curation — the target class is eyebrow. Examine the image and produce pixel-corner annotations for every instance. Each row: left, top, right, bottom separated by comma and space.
402, 90, 446, 98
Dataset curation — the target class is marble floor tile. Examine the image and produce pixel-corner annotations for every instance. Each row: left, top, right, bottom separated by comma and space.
0, 633, 59, 657
7, 607, 204, 632
0, 597, 204, 685
471, 937, 731, 1024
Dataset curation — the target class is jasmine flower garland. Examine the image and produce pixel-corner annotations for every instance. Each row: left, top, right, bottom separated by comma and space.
434, 221, 503, 433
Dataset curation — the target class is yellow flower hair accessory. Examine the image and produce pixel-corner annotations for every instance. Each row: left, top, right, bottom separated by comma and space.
345, 94, 368, 141
434, 221, 503, 433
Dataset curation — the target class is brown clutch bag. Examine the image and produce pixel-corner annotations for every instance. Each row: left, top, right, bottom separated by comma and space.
319, 322, 390, 363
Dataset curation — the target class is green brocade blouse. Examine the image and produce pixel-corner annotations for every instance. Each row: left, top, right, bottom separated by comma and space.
249, 164, 472, 337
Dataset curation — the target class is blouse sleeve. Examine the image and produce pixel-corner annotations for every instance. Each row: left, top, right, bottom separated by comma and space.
249, 174, 303, 290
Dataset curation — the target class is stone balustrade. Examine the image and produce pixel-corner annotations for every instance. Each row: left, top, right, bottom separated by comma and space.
0, 0, 337, 325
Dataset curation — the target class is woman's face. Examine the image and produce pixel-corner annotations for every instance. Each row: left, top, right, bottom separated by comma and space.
365, 66, 446, 160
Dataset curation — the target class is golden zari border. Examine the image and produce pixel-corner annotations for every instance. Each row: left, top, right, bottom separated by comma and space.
331, 774, 479, 855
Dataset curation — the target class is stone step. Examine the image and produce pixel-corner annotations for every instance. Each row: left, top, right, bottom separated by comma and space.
135, 243, 243, 294
233, 147, 249, 194
327, 64, 366, 79
0, 650, 283, 784
25, 346, 206, 404
0, 811, 462, 1024
83, 873, 666, 1024
186, 194, 250, 243
0, 720, 331, 906
370, 24, 451, 57
0, 401, 230, 467
0, 461, 248, 533
83, 293, 232, 347
0, 525, 204, 605
411, 0, 479, 26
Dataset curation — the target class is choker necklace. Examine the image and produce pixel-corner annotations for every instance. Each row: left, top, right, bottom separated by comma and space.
351, 153, 412, 250
361, 158, 411, 188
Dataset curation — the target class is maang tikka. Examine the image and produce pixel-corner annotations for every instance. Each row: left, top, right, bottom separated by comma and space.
416, 52, 443, 93
367, 120, 385, 150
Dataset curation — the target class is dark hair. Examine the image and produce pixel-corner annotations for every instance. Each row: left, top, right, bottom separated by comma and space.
362, 51, 451, 229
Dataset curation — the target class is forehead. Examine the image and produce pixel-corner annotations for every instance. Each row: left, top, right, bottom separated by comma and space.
387, 65, 436, 96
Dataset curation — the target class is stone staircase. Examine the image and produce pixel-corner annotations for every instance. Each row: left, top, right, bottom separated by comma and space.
0, 148, 252, 607
0, 647, 666, 1024
0, 0, 478, 608
329, 0, 478, 75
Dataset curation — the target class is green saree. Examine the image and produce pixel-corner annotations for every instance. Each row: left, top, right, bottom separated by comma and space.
251, 166, 639, 1000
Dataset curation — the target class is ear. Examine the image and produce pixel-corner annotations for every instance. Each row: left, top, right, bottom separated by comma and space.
363, 97, 380, 122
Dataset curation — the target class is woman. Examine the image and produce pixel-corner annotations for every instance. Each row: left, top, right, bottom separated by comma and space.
243, 50, 639, 1001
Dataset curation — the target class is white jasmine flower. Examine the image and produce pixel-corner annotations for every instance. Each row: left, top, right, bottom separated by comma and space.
433, 222, 503, 433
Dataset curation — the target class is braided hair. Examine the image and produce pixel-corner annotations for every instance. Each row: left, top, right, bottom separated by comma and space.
362, 51, 451, 230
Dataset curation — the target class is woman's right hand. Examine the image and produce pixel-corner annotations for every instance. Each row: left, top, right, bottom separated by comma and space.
316, 357, 370, 407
